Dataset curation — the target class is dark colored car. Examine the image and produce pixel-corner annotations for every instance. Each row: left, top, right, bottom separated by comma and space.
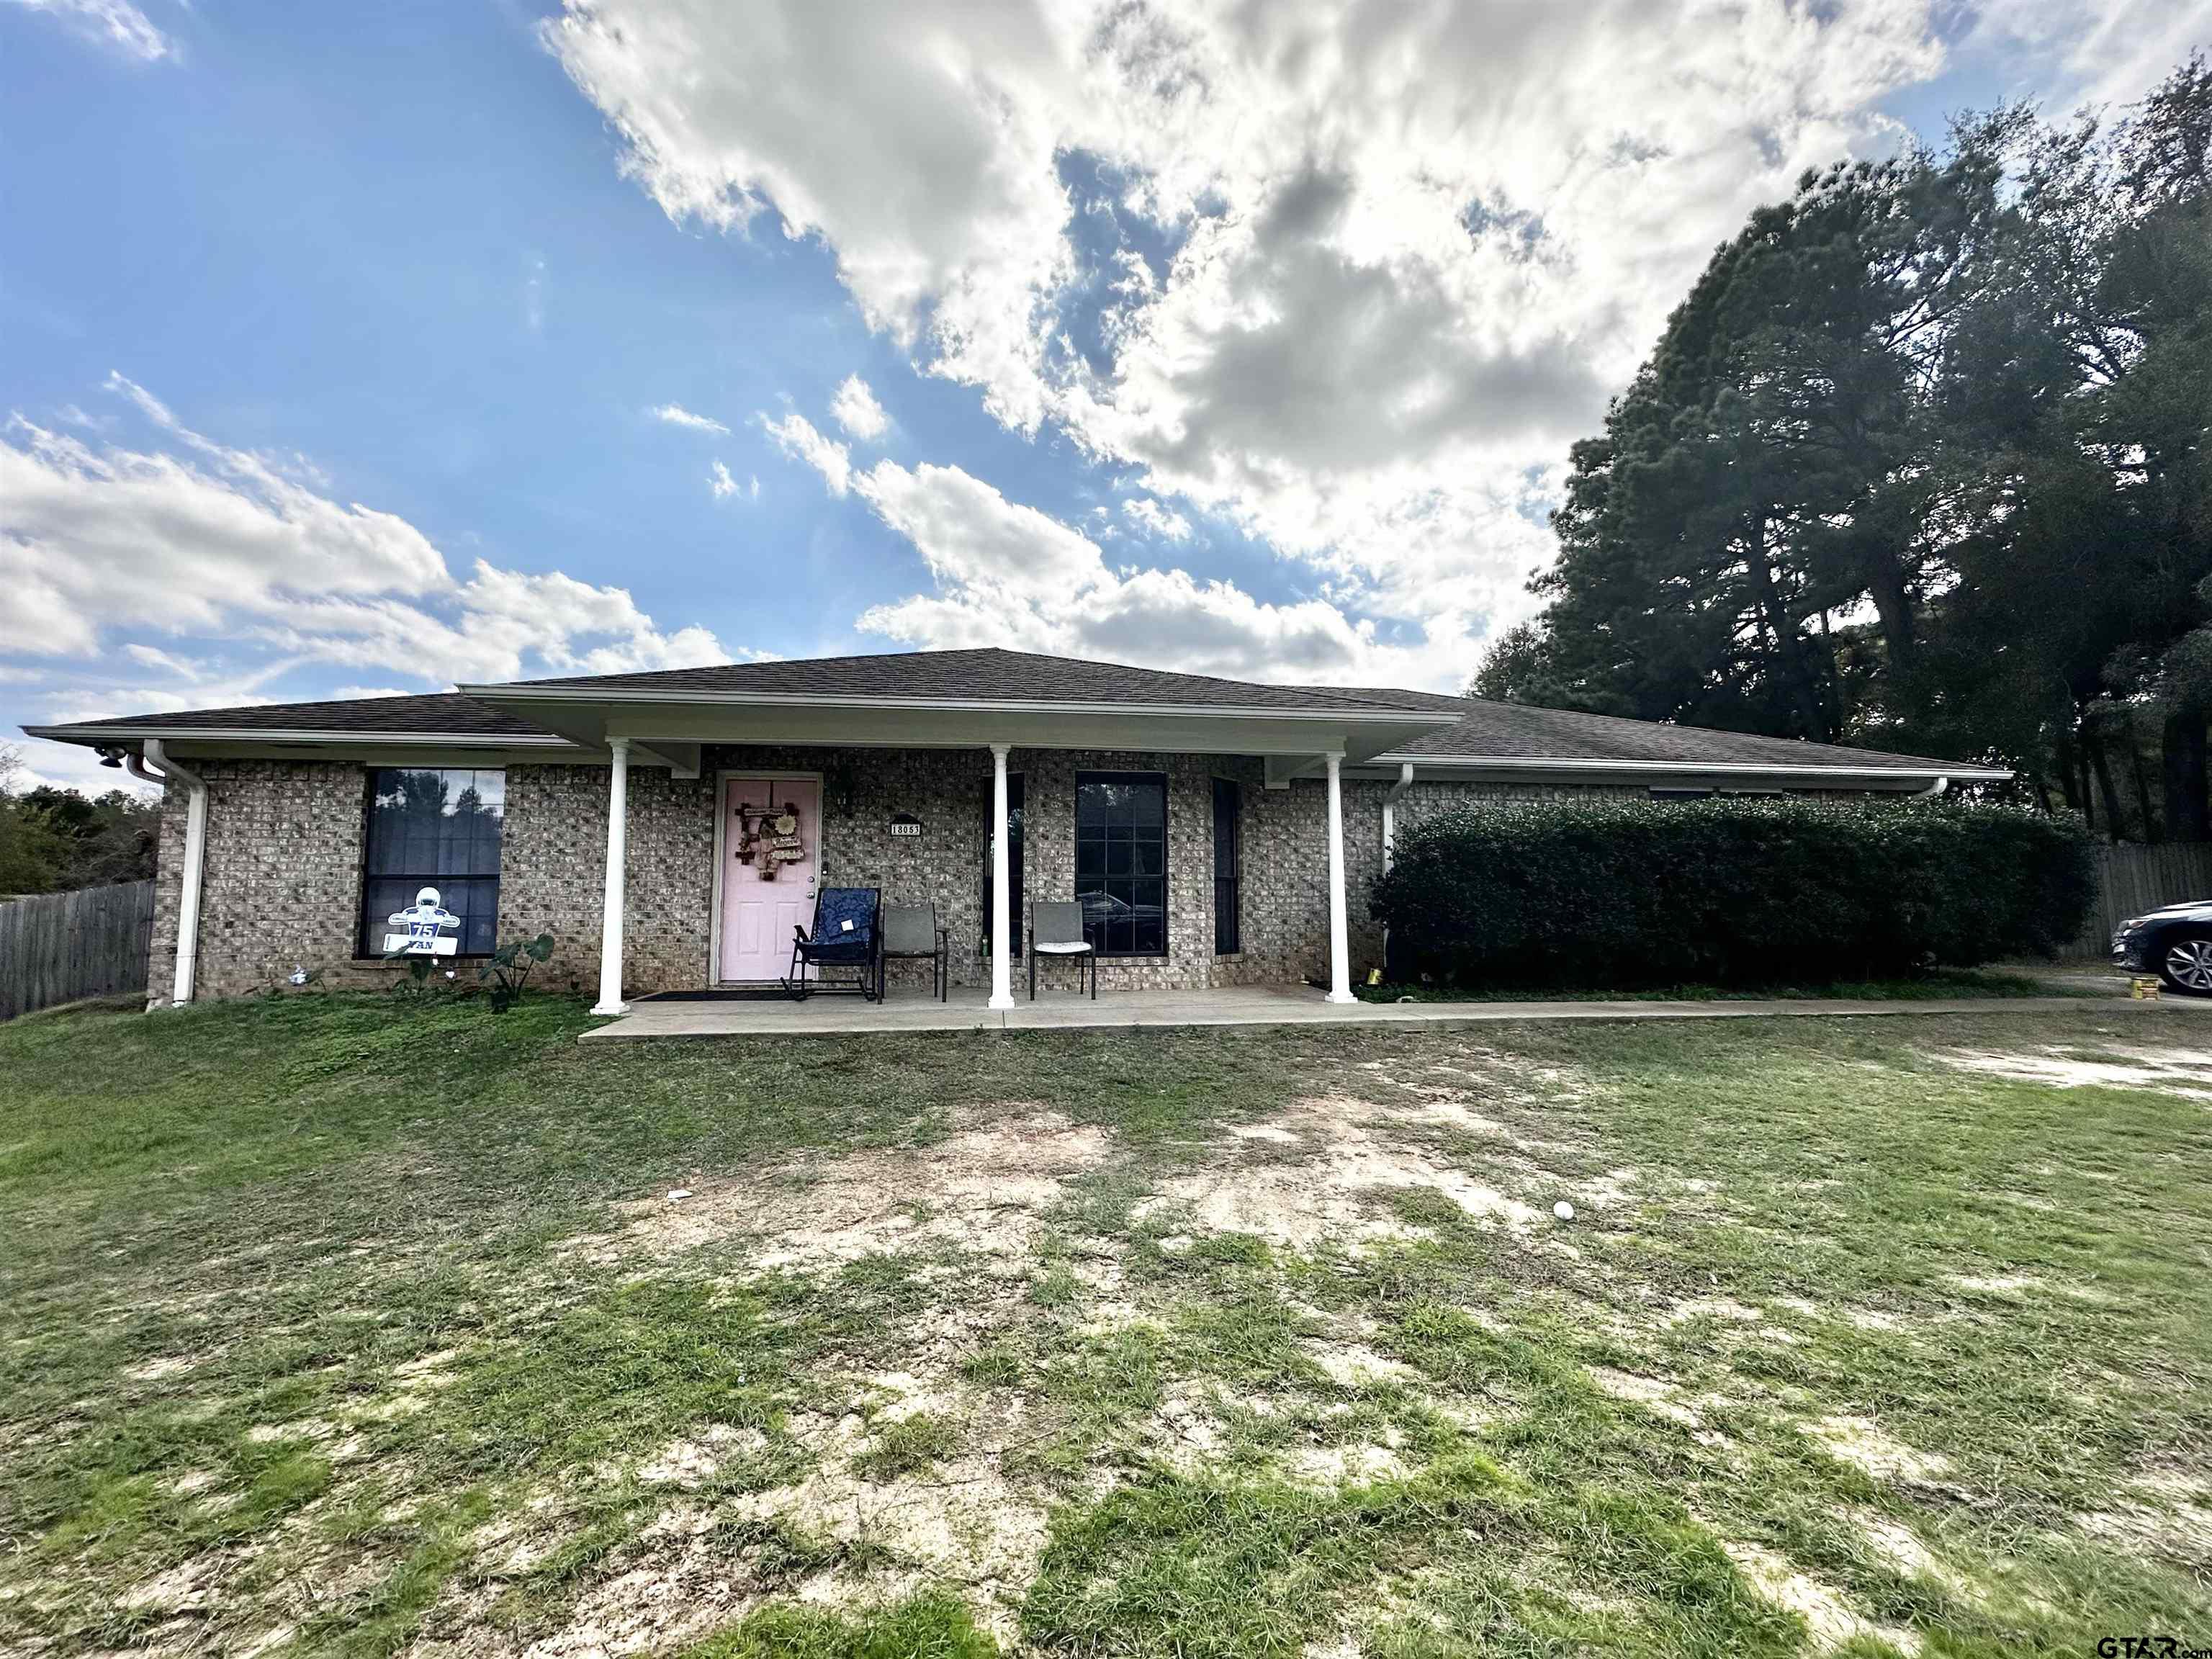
2111, 901, 2212, 993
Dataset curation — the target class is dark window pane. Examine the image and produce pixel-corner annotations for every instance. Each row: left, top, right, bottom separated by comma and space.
1074, 773, 1167, 957
360, 768, 504, 957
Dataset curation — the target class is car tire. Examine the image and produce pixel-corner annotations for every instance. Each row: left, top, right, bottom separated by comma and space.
2157, 931, 2212, 995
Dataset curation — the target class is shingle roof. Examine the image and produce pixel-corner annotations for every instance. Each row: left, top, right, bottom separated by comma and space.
496, 647, 1435, 714
35, 692, 553, 739
1322, 688, 1988, 773
27, 649, 1995, 775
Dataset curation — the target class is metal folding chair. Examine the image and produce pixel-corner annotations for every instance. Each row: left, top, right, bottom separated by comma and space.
1028, 900, 1097, 999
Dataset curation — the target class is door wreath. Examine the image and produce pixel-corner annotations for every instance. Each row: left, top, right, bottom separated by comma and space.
734, 798, 807, 878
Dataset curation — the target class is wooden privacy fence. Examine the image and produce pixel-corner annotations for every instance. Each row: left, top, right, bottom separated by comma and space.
0, 880, 155, 1022
2074, 844, 2212, 954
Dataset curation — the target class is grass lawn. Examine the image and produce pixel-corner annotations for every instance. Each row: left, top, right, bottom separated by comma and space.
1, 993, 2208, 1657
1350, 966, 2090, 1003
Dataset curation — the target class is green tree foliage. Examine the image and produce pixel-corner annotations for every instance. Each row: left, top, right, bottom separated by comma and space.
1481, 57, 2212, 838
0, 745, 161, 896
1372, 797, 2095, 989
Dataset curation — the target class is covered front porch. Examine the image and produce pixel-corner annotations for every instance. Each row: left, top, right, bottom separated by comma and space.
452, 671, 1456, 1017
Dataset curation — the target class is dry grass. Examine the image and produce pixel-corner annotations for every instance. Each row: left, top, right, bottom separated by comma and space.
1, 994, 2208, 1655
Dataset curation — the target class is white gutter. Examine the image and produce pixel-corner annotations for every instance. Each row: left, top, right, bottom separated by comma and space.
1381, 762, 1415, 873
1366, 754, 2013, 784
24, 725, 574, 749
128, 739, 207, 1008
1917, 775, 1950, 798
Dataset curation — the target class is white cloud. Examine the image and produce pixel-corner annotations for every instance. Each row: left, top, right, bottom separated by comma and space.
652, 402, 732, 436
709, 459, 739, 498
0, 377, 729, 691
547, 0, 1074, 429
830, 374, 891, 440
549, 0, 2209, 688
3, 0, 171, 61
1120, 496, 1191, 541
550, 0, 2042, 681
761, 411, 853, 497
767, 409, 1451, 684
1966, 0, 2211, 112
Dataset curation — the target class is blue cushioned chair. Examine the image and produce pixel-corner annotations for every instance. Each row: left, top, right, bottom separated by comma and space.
784, 886, 881, 1001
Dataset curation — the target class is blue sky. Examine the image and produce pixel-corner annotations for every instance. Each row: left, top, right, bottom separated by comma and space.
4, 0, 2205, 792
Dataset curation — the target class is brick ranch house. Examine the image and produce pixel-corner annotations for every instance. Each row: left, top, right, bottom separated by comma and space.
24, 648, 2008, 1012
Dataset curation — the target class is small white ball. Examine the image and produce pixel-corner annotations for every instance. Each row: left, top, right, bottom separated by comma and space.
1552, 1200, 1575, 1222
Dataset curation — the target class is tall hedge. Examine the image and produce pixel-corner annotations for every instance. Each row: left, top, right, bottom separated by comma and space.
1372, 796, 2096, 989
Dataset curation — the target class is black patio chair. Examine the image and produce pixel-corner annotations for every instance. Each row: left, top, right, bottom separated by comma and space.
783, 886, 881, 1001
1028, 900, 1097, 999
880, 903, 949, 1001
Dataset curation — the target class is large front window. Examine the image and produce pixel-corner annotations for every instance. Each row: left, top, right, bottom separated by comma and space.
1075, 771, 1166, 957
358, 768, 504, 958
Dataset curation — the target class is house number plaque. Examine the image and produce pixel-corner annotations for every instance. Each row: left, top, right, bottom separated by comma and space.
889, 815, 923, 837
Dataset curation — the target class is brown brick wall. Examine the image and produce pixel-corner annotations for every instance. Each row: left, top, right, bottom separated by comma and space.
498, 747, 999, 997
1012, 751, 1231, 992
148, 752, 1659, 1003
148, 760, 374, 1000
1217, 775, 1382, 989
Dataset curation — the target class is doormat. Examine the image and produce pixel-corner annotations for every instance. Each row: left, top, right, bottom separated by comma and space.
637, 988, 796, 1002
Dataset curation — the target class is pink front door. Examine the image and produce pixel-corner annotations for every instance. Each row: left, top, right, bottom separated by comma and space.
719, 777, 822, 981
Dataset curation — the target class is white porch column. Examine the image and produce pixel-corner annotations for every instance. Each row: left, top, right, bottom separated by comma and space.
1323, 750, 1355, 1003
591, 737, 631, 1017
989, 743, 1015, 1010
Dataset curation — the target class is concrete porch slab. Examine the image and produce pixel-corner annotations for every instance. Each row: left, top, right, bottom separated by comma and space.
577, 982, 2181, 1040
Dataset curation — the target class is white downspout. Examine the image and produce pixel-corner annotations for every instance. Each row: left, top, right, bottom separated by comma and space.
1916, 775, 1950, 799
1380, 762, 1413, 982
130, 739, 207, 1008
1381, 762, 1414, 873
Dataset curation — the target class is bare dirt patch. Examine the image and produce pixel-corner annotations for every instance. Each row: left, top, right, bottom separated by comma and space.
1140, 1382, 1230, 1475
1720, 1538, 1922, 1655
2077, 1492, 2212, 1569
637, 1424, 770, 1490
1851, 1509, 1987, 1602
1282, 1440, 1405, 1487
1807, 1415, 1955, 1486
1933, 1042, 2212, 1100
590, 1109, 1112, 1272
124, 1354, 198, 1382
1588, 1367, 1703, 1429
525, 1370, 1049, 1651
1306, 1340, 1416, 1389
1133, 1094, 1543, 1251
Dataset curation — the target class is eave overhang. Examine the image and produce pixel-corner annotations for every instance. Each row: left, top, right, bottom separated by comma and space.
1349, 754, 2013, 788
20, 725, 586, 768
449, 684, 1459, 765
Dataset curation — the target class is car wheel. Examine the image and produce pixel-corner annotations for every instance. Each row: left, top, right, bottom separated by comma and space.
2158, 932, 2212, 995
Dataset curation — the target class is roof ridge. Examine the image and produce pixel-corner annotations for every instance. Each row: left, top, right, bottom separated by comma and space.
1446, 693, 1984, 769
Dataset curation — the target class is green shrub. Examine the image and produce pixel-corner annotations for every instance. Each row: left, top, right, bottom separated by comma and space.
1371, 796, 2095, 989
